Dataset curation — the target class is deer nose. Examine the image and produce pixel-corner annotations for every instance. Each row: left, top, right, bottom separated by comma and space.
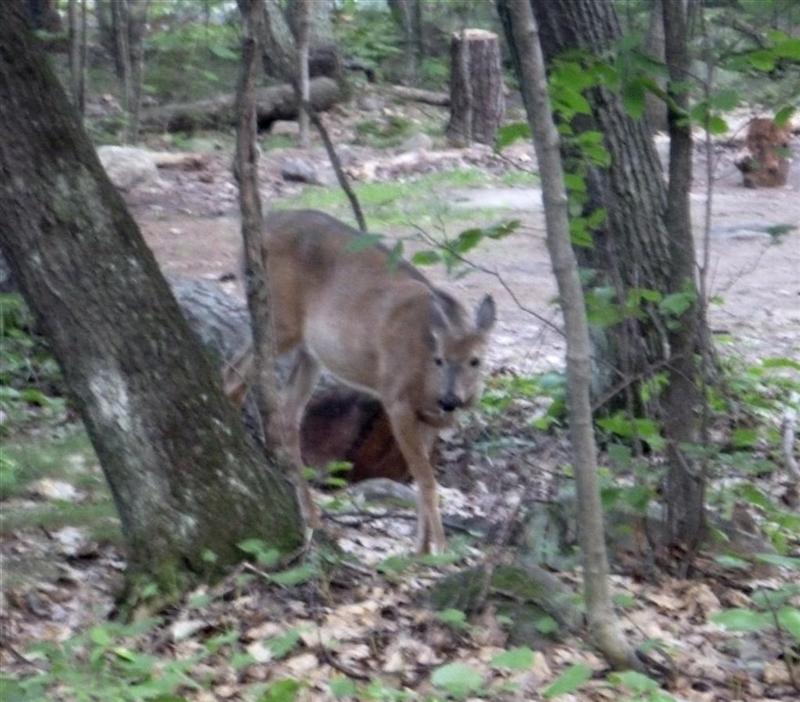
438, 395, 460, 412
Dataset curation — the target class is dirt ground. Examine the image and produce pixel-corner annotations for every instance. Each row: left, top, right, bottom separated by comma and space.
131, 133, 800, 378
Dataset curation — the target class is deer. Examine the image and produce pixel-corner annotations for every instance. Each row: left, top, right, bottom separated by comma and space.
223, 209, 496, 554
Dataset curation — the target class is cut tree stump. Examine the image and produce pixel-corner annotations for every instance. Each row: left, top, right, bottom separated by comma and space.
140, 77, 340, 133
169, 277, 410, 484
446, 29, 505, 146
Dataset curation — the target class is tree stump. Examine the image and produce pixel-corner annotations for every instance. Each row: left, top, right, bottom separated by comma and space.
446, 29, 505, 146
169, 278, 410, 485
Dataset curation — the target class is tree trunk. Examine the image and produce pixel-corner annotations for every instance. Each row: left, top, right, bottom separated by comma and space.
527, 0, 689, 405
139, 77, 341, 133
111, 0, 133, 140
294, 0, 311, 148
0, 3, 303, 586
126, 0, 149, 144
644, 0, 668, 133
67, 0, 86, 115
446, 29, 505, 146
388, 0, 424, 85
25, 0, 61, 31
661, 0, 705, 555
499, 0, 637, 670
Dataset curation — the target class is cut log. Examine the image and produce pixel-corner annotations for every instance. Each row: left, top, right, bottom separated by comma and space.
446, 29, 505, 146
169, 277, 410, 484
140, 77, 340, 133
385, 84, 450, 107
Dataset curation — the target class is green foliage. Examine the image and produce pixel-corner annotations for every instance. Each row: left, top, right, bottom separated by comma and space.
258, 679, 302, 702
336, 1, 403, 80
435, 608, 470, 631
0, 294, 63, 431
355, 115, 415, 148
145, 21, 241, 102
430, 662, 484, 698
490, 646, 535, 670
543, 663, 592, 698
607, 670, 676, 702
480, 371, 567, 431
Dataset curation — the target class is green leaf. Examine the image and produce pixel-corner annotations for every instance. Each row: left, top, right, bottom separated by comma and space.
330, 676, 358, 699
346, 233, 383, 252
89, 626, 112, 647
778, 607, 800, 640
452, 228, 484, 254
496, 121, 531, 150
732, 427, 758, 448
259, 679, 302, 702
535, 615, 560, 633
431, 662, 484, 697
270, 564, 316, 587
707, 115, 729, 135
748, 50, 775, 71
376, 555, 413, 574
543, 663, 592, 698
659, 290, 695, 316
411, 250, 441, 266
713, 555, 750, 570
266, 629, 301, 660
418, 551, 461, 567
711, 608, 771, 632
608, 670, 660, 693
436, 609, 468, 629
775, 37, 800, 60
762, 356, 800, 371
622, 80, 646, 119
490, 647, 535, 670
754, 553, 800, 570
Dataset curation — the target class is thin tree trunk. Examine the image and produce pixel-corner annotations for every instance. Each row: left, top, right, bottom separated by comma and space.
126, 0, 150, 144
644, 0, 668, 133
388, 0, 423, 85
67, 0, 81, 111
236, 0, 320, 527
295, 0, 311, 148
0, 2, 303, 587
111, 0, 133, 141
661, 0, 705, 556
501, 0, 638, 670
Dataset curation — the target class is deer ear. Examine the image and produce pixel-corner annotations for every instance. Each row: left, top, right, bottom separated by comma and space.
475, 294, 496, 332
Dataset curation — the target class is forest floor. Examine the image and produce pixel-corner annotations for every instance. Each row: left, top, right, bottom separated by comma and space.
2, 96, 799, 701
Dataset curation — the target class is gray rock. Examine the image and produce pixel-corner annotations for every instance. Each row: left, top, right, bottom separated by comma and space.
97, 146, 161, 191
271, 120, 300, 137
400, 132, 433, 152
281, 158, 324, 185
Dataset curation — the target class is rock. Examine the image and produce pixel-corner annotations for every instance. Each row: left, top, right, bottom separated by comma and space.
51, 526, 96, 557
170, 619, 207, 642
97, 146, 161, 191
284, 652, 318, 675
357, 94, 384, 112
400, 132, 434, 152
28, 479, 82, 502
271, 120, 300, 137
281, 158, 324, 185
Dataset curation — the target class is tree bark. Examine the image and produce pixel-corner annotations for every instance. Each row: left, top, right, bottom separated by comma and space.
446, 29, 505, 146
525, 0, 698, 406
388, 0, 424, 85
139, 77, 341, 133
0, 3, 303, 585
644, 0, 668, 133
500, 0, 637, 670
661, 0, 705, 554
111, 0, 133, 140
294, 0, 311, 148
126, 0, 149, 143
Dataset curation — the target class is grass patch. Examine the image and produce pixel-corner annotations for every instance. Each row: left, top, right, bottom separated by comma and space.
276, 167, 525, 231
0, 427, 121, 543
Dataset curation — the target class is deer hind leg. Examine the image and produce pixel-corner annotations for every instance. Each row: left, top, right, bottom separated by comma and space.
280, 347, 322, 527
386, 403, 446, 555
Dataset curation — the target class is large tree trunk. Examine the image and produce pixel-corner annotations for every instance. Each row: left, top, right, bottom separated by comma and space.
527, 0, 687, 404
139, 77, 341, 133
0, 3, 303, 585
499, 0, 638, 670
446, 29, 505, 146
388, 0, 424, 85
644, 0, 668, 133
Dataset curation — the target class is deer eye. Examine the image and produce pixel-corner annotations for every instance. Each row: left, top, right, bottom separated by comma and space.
434, 357, 444, 367
470, 357, 480, 367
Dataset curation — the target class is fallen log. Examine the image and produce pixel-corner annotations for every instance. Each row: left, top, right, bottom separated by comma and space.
140, 77, 340, 133
384, 84, 450, 107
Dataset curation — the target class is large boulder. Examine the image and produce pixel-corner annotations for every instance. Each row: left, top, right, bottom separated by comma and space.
97, 146, 162, 191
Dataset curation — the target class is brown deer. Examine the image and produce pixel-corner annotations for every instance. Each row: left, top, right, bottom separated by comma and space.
223, 210, 496, 554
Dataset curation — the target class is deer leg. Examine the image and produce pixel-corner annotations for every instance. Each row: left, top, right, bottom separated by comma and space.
281, 347, 322, 528
386, 403, 446, 555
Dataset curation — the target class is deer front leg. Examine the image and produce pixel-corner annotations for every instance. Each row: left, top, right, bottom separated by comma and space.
386, 403, 446, 554
279, 348, 322, 528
